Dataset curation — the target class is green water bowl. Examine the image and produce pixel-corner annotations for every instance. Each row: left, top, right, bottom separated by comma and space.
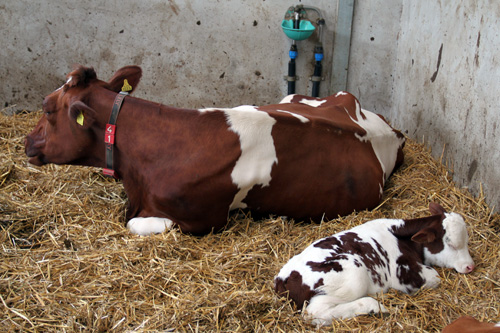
281, 19, 316, 41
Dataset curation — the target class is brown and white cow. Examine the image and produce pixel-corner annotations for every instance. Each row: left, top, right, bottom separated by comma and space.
25, 65, 405, 235
274, 203, 475, 326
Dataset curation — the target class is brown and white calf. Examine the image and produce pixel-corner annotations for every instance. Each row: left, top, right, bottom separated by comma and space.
274, 203, 475, 326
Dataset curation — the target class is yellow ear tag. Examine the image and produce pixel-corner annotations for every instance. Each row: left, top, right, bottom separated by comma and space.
76, 111, 84, 126
121, 79, 132, 92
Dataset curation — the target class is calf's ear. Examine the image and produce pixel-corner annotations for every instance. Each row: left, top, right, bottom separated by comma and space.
107, 66, 142, 94
69, 101, 97, 130
429, 202, 446, 215
411, 228, 437, 243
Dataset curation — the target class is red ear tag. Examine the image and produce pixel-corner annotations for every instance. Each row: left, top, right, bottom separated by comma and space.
105, 124, 116, 144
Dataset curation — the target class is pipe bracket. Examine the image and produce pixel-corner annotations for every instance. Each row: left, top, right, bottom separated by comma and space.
284, 75, 299, 82
310, 75, 324, 82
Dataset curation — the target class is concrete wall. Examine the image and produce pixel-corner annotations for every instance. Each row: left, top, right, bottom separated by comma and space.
347, 1, 500, 211
1, 1, 499, 211
1, 0, 337, 110
395, 2, 500, 211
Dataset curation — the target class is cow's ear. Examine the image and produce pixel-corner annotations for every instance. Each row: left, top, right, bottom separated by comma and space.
107, 66, 142, 93
429, 202, 446, 215
69, 101, 97, 130
411, 228, 437, 244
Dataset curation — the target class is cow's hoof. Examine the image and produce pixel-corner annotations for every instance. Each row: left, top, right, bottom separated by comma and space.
127, 217, 174, 235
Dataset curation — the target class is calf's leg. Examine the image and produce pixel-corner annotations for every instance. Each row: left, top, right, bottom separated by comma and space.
305, 295, 388, 326
420, 265, 441, 288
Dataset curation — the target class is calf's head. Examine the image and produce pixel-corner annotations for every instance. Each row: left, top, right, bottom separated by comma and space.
25, 65, 142, 167
411, 203, 475, 274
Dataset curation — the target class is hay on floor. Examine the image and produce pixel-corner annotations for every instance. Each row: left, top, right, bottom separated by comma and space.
0, 110, 499, 332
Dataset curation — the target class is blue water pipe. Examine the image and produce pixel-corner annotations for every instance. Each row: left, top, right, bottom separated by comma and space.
287, 43, 298, 95
282, 5, 325, 96
311, 17, 325, 97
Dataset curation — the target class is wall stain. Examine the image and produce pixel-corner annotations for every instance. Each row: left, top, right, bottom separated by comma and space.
474, 31, 481, 67
168, 0, 180, 15
430, 43, 443, 83
467, 159, 478, 183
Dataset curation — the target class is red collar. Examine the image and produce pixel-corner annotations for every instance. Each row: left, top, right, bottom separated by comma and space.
103, 91, 128, 178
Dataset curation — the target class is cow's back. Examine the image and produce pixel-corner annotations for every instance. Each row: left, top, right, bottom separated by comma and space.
242, 93, 404, 220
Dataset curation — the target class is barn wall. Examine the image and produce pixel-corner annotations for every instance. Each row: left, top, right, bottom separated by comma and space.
0, 0, 338, 110
1, 1, 499, 211
390, 2, 499, 212
347, 1, 500, 212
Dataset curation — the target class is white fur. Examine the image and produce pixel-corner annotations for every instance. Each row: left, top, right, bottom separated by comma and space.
276, 109, 309, 123
197, 106, 278, 209
278, 94, 326, 107
275, 214, 474, 325
55, 77, 73, 92
298, 98, 326, 108
345, 101, 405, 182
223, 106, 278, 209
423, 213, 474, 274
279, 94, 295, 104
306, 296, 388, 325
127, 217, 174, 235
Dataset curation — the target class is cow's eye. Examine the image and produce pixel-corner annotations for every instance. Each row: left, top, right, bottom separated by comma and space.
44, 110, 56, 123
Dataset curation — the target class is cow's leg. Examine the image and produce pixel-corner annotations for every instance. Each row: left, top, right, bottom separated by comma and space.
127, 217, 174, 235
305, 295, 388, 326
420, 265, 440, 289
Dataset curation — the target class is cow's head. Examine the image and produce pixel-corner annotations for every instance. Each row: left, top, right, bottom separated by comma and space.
411, 202, 475, 274
25, 65, 142, 167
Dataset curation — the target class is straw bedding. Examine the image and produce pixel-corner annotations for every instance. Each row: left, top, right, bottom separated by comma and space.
1, 110, 499, 332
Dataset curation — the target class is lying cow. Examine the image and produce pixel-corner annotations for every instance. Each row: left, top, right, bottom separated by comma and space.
443, 316, 500, 333
25, 65, 405, 235
274, 202, 475, 326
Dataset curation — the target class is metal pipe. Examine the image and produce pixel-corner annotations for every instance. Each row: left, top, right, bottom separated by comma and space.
287, 43, 298, 95
330, 0, 355, 93
293, 11, 300, 29
302, 5, 325, 44
311, 46, 323, 97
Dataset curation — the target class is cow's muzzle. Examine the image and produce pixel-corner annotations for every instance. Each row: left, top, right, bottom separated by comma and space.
25, 135, 46, 166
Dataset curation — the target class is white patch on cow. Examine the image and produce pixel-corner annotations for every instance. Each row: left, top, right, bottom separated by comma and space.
276, 109, 309, 123
278, 95, 326, 108
495, 322, 500, 327
232, 105, 256, 111
345, 101, 405, 182
127, 217, 174, 235
335, 91, 349, 97
298, 98, 326, 108
279, 94, 295, 104
222, 105, 278, 209
55, 77, 73, 92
